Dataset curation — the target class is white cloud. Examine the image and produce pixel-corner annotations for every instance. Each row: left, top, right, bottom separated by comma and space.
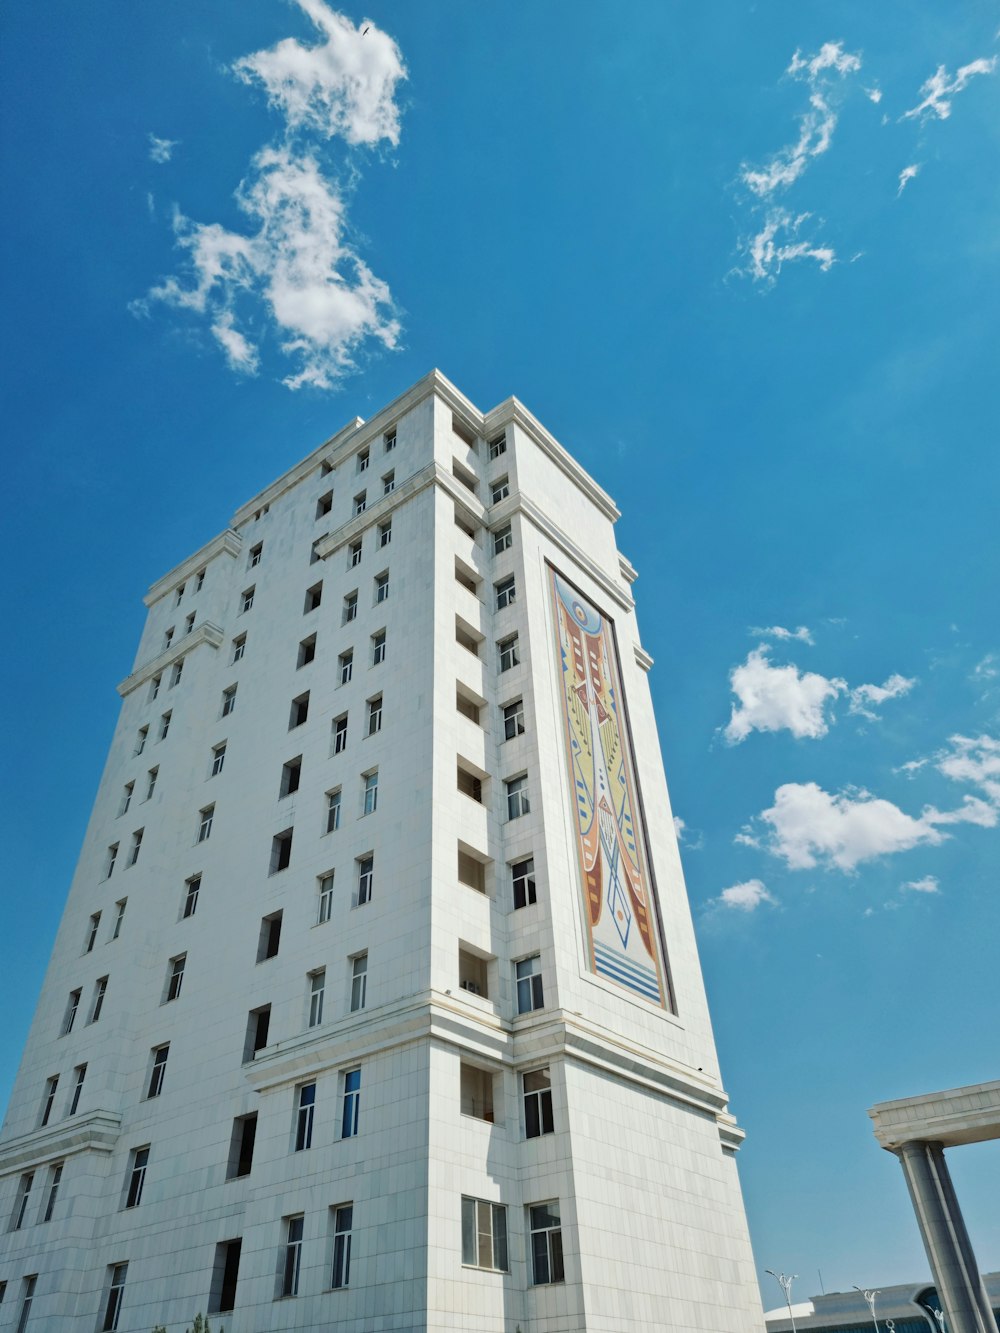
233, 1, 406, 147
751, 624, 814, 644
901, 875, 940, 894
897, 163, 921, 196
673, 816, 686, 840
746, 208, 837, 283
713, 880, 777, 912
724, 645, 845, 743
902, 57, 997, 122
848, 672, 916, 718
934, 733, 1000, 805
673, 816, 704, 851
149, 134, 178, 164
787, 42, 862, 81
866, 86, 883, 104
972, 654, 998, 681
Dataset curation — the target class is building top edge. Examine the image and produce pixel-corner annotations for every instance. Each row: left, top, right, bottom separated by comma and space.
143, 529, 242, 606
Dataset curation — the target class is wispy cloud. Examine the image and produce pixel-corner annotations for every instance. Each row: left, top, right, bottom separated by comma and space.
866, 86, 883, 104
902, 58, 997, 122
848, 673, 916, 718
137, 3, 405, 390
901, 874, 940, 894
934, 733, 1000, 805
724, 646, 845, 744
751, 624, 814, 644
745, 209, 837, 284
897, 163, 921, 196
673, 816, 704, 851
710, 879, 777, 913
148, 135, 178, 164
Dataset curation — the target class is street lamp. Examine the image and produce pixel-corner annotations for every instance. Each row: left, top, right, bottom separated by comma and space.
854, 1285, 881, 1333
767, 1270, 799, 1333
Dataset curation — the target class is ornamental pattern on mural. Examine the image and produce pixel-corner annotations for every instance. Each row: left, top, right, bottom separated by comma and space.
550, 568, 668, 1008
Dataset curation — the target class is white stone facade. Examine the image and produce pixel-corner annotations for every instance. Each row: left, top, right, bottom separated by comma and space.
0, 371, 764, 1333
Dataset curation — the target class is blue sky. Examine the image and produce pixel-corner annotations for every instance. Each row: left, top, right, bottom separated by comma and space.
2, 0, 999, 1302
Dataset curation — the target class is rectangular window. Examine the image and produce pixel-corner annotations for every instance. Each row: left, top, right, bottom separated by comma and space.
42, 1162, 63, 1223
175, 583, 185, 605
503, 699, 525, 740
68, 1063, 86, 1116
453, 458, 478, 494
512, 857, 536, 909
460, 1064, 495, 1121
339, 650, 353, 685
124, 1146, 149, 1208
524, 1069, 554, 1138
456, 619, 481, 656
498, 634, 520, 672
341, 1068, 361, 1138
146, 767, 158, 800
183, 875, 200, 918
382, 470, 395, 495
103, 1263, 128, 1332
159, 710, 171, 741
455, 561, 478, 595
112, 894, 128, 935
366, 695, 382, 735
119, 782, 134, 816
506, 775, 530, 819
147, 1046, 169, 1098
89, 976, 108, 1024
184, 612, 195, 636
199, 804, 214, 842
378, 519, 391, 548
165, 954, 186, 1002
374, 571, 389, 604
316, 490, 333, 518
297, 633, 316, 667
304, 581, 323, 612
289, 692, 310, 728
106, 843, 119, 879
371, 630, 386, 665
529, 1203, 564, 1284
196, 568, 206, 591
63, 989, 81, 1034
357, 447, 369, 472
270, 828, 293, 874
343, 590, 358, 622
317, 871, 334, 924
86, 911, 101, 952
295, 1083, 315, 1151
461, 1197, 508, 1270
228, 1113, 257, 1179
495, 576, 516, 610
356, 855, 374, 906
129, 828, 143, 866
491, 475, 510, 504
516, 955, 544, 1014
349, 540, 362, 568
308, 970, 325, 1027
249, 541, 263, 567
40, 1075, 59, 1125
384, 425, 396, 451
331, 1204, 353, 1288
488, 433, 507, 460
212, 744, 226, 776
135, 726, 148, 755
11, 1173, 33, 1230
363, 771, 378, 815
245, 1006, 270, 1062
326, 788, 342, 834
350, 953, 368, 1012
16, 1276, 36, 1333
242, 586, 255, 613
457, 764, 483, 803
354, 492, 367, 516
279, 756, 302, 798
282, 1215, 304, 1297
458, 849, 486, 894
333, 714, 348, 753
459, 949, 489, 998
257, 911, 282, 962
222, 685, 237, 716
163, 627, 174, 651
211, 1239, 242, 1314
171, 658, 184, 687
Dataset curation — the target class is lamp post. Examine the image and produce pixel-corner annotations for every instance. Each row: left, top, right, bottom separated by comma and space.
767, 1270, 799, 1333
855, 1286, 881, 1333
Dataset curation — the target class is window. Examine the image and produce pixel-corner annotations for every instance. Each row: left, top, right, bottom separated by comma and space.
195, 568, 206, 591
63, 989, 81, 1034
11, 1173, 33, 1230
342, 1068, 361, 1137
245, 1006, 270, 1061
339, 650, 353, 684
103, 1265, 129, 1333
170, 659, 184, 687
357, 447, 370, 472
462, 1197, 508, 1270
241, 586, 255, 613
524, 1069, 554, 1138
333, 714, 348, 753
42, 1163, 63, 1223
184, 612, 195, 635
503, 699, 525, 740
212, 743, 226, 776
249, 541, 263, 567
68, 1064, 86, 1115
280, 756, 302, 797
163, 627, 174, 650
455, 561, 478, 595
125, 1146, 149, 1208
308, 970, 325, 1027
460, 1064, 495, 1122
516, 955, 544, 1013
529, 1203, 564, 1284
106, 844, 118, 877
326, 789, 342, 834
331, 1204, 353, 1288
498, 634, 520, 671
495, 576, 516, 610
257, 911, 282, 962
86, 912, 101, 952
512, 857, 536, 909
506, 775, 530, 820
350, 953, 368, 1012
349, 540, 362, 568
456, 619, 481, 656
165, 954, 186, 1002
378, 519, 391, 548
457, 764, 482, 803
384, 426, 396, 451
453, 459, 478, 494
89, 976, 108, 1024
493, 522, 512, 555
343, 590, 358, 622
316, 491, 333, 518
375, 571, 389, 604
183, 875, 200, 918
317, 872, 334, 924
459, 949, 489, 998
16, 1276, 36, 1333
175, 583, 186, 606
270, 828, 293, 874
455, 505, 476, 539
222, 684, 237, 716
354, 492, 367, 516
366, 695, 382, 735
289, 691, 310, 728
40, 1075, 59, 1126
456, 686, 481, 724
158, 710, 171, 741
129, 828, 143, 865
149, 674, 161, 702
382, 470, 395, 495
145, 767, 158, 800
282, 1215, 305, 1297
295, 1083, 315, 1151
228, 1113, 257, 1178
198, 804, 214, 842
371, 630, 386, 665
356, 855, 373, 907
363, 771, 378, 815
491, 475, 510, 504
147, 1046, 168, 1098
458, 849, 486, 894
211, 1239, 242, 1314
232, 633, 247, 663
488, 432, 507, 460
135, 726, 148, 756
304, 581, 323, 612
297, 634, 315, 667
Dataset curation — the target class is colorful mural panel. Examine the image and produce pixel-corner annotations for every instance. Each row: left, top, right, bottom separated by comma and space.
549, 568, 669, 1008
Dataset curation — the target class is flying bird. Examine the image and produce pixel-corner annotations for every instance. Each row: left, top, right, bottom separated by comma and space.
362, 25, 370, 35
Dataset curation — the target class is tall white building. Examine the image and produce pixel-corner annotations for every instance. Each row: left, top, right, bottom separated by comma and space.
0, 371, 763, 1333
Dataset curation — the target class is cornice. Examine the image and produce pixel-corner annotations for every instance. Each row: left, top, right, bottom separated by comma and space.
0, 1110, 121, 1178
634, 644, 654, 672
117, 621, 224, 697
230, 417, 364, 529
144, 530, 242, 608
512, 493, 634, 614
618, 554, 638, 585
